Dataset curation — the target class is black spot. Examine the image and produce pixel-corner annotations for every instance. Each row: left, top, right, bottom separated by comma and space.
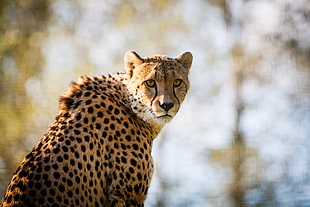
103, 118, 109, 124
84, 117, 89, 124
58, 185, 65, 193
53, 172, 60, 179
85, 99, 92, 105
62, 146, 68, 152
47, 197, 54, 203
108, 105, 113, 111
29, 189, 36, 196
74, 130, 81, 135
75, 123, 82, 128
121, 143, 126, 150
70, 159, 75, 166
38, 197, 45, 204
63, 154, 69, 160
130, 159, 137, 166
134, 184, 139, 194
121, 156, 127, 163
40, 190, 47, 197
64, 199, 69, 205
115, 131, 121, 137
97, 112, 103, 117
75, 91, 82, 98
121, 128, 126, 134
65, 140, 71, 146
34, 174, 41, 180
132, 144, 139, 150
76, 137, 82, 143
114, 108, 120, 115
75, 152, 80, 159
78, 162, 83, 170
63, 166, 69, 173
130, 129, 136, 135
67, 179, 73, 186
75, 176, 80, 184
14, 194, 20, 201
90, 142, 94, 150
35, 182, 42, 190
84, 91, 91, 97
143, 143, 148, 150
19, 170, 28, 177
88, 107, 94, 113
129, 167, 134, 174
125, 135, 131, 142
6, 195, 13, 203
76, 113, 82, 120
96, 123, 101, 130
53, 148, 60, 154
52, 164, 59, 170
45, 180, 52, 187
43, 156, 50, 163
137, 173, 142, 181
137, 148, 143, 156
126, 172, 131, 180
56, 196, 62, 203
57, 156, 63, 162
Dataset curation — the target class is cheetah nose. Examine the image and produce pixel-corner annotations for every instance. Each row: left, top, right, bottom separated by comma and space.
159, 102, 174, 111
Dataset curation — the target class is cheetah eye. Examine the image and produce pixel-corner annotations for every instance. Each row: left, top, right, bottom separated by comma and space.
173, 79, 182, 87
145, 79, 156, 88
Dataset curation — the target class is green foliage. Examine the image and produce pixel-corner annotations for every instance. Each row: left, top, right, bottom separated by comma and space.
0, 0, 51, 194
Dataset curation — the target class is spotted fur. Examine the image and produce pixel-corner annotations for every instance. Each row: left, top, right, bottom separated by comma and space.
0, 51, 192, 207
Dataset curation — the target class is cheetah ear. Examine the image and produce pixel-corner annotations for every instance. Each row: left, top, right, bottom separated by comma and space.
124, 50, 144, 78
176, 51, 193, 72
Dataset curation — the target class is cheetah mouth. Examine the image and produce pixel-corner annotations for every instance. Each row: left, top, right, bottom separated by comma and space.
157, 114, 173, 119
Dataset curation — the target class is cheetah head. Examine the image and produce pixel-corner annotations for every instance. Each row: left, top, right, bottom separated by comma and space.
124, 50, 192, 128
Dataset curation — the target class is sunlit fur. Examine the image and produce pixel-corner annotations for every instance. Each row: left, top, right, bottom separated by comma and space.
124, 51, 192, 129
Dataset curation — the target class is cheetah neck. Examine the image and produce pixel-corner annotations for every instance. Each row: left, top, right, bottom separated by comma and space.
59, 73, 163, 139
111, 73, 165, 135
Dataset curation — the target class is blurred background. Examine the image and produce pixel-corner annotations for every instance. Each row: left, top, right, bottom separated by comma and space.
0, 0, 309, 206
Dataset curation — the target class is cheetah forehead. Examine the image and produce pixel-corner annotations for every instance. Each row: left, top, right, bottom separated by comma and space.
143, 55, 174, 62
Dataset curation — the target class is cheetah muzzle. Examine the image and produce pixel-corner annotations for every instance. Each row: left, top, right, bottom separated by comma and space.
0, 51, 193, 207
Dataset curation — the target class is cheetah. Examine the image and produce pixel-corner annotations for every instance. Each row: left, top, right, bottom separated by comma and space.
0, 50, 193, 207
